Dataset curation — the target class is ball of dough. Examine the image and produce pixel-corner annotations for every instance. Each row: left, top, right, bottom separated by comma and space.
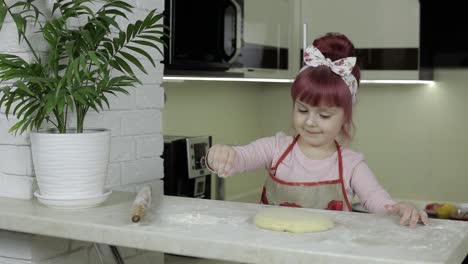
254, 207, 334, 233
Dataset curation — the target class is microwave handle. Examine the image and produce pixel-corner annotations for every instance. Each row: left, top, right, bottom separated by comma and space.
226, 0, 242, 63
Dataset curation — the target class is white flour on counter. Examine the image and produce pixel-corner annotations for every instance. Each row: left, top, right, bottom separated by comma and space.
144, 199, 251, 226
165, 213, 248, 225
149, 202, 252, 226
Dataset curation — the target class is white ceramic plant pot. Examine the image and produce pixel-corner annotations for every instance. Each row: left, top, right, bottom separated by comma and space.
30, 129, 111, 208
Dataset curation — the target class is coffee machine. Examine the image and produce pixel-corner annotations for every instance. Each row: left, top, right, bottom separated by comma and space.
162, 135, 213, 199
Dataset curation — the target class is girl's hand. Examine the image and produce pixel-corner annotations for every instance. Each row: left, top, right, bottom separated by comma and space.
385, 202, 429, 228
206, 144, 237, 177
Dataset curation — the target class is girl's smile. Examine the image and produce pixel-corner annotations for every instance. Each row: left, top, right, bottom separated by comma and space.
303, 129, 322, 135
293, 100, 345, 150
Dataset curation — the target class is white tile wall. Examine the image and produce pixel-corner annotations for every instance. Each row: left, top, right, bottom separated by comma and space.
0, 0, 166, 262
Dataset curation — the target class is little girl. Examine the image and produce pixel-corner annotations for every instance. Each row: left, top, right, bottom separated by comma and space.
206, 33, 428, 228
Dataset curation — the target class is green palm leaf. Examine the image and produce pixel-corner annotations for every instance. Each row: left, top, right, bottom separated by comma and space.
0, 0, 167, 134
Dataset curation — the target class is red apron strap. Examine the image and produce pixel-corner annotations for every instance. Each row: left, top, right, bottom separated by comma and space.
335, 141, 352, 211
271, 134, 300, 170
260, 186, 269, 204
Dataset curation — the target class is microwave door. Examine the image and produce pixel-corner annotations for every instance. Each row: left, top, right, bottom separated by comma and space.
222, 0, 242, 63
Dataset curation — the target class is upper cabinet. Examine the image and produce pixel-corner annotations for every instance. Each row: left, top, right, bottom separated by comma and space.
228, 0, 295, 79
302, 0, 418, 49
163, 0, 427, 81
300, 0, 421, 80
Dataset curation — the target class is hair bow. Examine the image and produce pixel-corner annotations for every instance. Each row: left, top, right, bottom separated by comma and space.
301, 45, 358, 103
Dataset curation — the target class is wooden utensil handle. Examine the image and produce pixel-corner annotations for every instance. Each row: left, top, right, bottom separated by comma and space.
132, 205, 145, 223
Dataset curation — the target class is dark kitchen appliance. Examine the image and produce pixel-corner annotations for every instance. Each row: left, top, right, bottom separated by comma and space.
162, 135, 212, 199
163, 0, 244, 72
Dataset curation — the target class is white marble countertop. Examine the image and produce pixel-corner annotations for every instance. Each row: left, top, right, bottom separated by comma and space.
0, 192, 467, 264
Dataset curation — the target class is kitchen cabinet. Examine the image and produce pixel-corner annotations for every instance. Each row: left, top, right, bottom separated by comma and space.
233, 0, 423, 81
301, 0, 418, 49
164, 0, 428, 82
228, 0, 296, 79
300, 0, 421, 80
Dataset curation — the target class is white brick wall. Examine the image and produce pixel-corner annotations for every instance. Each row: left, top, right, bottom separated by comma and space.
0, 23, 48, 53
0, 0, 165, 198
0, 116, 30, 145
0, 146, 34, 176
0, 0, 166, 263
0, 172, 35, 199
0, 231, 69, 262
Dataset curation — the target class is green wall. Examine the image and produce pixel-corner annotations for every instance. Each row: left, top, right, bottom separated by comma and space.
163, 69, 468, 204
162, 81, 267, 201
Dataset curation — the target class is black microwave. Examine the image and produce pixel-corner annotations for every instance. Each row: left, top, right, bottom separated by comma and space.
163, 0, 244, 72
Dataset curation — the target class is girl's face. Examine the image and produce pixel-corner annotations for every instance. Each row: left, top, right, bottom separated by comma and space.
293, 100, 345, 148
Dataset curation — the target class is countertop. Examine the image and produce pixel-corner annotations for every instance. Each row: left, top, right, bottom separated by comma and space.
0, 192, 467, 264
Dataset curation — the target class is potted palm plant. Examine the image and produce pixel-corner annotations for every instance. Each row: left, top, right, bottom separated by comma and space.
0, 0, 166, 208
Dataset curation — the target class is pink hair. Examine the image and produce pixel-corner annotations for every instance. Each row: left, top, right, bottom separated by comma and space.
290, 33, 361, 142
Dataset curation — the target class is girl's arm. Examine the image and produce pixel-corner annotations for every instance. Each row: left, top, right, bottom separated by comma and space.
232, 136, 277, 174
206, 135, 277, 177
349, 161, 395, 214
350, 162, 429, 227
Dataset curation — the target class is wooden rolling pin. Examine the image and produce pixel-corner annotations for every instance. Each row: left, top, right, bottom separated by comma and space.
131, 185, 152, 223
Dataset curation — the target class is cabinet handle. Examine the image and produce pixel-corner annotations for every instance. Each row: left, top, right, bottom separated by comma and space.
301, 23, 308, 68
303, 23, 308, 53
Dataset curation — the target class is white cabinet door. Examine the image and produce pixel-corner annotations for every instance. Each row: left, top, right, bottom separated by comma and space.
232, 0, 421, 80
301, 0, 419, 49
244, 0, 291, 48
229, 0, 295, 79
300, 0, 420, 80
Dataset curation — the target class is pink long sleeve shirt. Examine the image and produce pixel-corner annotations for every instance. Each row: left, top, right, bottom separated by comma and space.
228, 132, 395, 214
